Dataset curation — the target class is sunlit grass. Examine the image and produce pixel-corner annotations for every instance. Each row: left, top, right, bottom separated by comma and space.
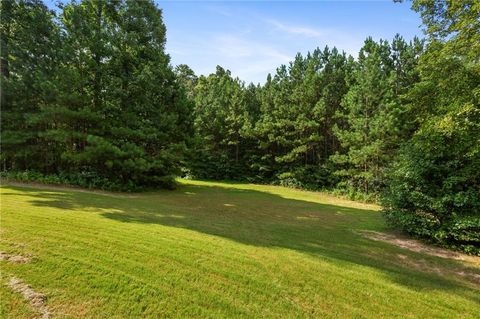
1, 180, 479, 318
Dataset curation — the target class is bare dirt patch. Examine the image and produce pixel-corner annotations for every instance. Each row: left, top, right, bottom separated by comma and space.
362, 231, 480, 264
360, 233, 480, 286
396, 253, 480, 285
0, 251, 31, 264
8, 277, 50, 319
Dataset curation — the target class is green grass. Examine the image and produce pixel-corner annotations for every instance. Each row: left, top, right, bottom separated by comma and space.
1, 179, 479, 318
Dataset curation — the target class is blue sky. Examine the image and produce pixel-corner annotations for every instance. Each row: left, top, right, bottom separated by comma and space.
162, 1, 423, 84
46, 1, 424, 84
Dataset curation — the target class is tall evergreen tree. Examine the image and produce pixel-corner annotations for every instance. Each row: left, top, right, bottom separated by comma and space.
332, 36, 421, 198
1, 0, 192, 190
253, 48, 352, 187
190, 66, 254, 179
175, 64, 197, 100
60, 0, 192, 188
1, 0, 61, 172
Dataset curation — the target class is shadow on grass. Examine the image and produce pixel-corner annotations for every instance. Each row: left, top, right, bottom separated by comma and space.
2, 182, 479, 303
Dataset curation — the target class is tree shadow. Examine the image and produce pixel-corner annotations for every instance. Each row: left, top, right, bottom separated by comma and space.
2, 182, 479, 303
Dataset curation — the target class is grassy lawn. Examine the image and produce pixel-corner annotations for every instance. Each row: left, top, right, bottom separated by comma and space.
1, 179, 479, 318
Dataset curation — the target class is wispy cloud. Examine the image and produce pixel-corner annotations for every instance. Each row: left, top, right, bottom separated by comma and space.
266, 19, 331, 38
264, 18, 364, 57
162, 0, 422, 83
212, 35, 291, 82
214, 35, 290, 60
167, 32, 292, 84
205, 5, 232, 17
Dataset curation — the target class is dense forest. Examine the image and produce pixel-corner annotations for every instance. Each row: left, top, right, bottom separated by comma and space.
1, 0, 479, 253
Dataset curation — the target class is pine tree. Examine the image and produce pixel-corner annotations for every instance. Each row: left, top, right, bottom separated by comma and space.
253, 48, 352, 187
332, 37, 421, 198
1, 0, 192, 190
1, 0, 61, 172
59, 0, 191, 188
191, 66, 254, 179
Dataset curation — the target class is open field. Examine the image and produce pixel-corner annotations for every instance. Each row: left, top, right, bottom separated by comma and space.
1, 179, 479, 318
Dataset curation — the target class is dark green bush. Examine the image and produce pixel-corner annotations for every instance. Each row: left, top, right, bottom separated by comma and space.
384, 209, 480, 255
274, 172, 305, 189
0, 170, 171, 192
382, 105, 480, 255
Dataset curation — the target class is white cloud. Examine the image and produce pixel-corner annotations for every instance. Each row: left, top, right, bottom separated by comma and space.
167, 33, 291, 84
214, 35, 290, 60
166, 16, 365, 83
206, 5, 232, 17
264, 18, 364, 57
266, 19, 331, 38
211, 35, 291, 83
215, 36, 255, 58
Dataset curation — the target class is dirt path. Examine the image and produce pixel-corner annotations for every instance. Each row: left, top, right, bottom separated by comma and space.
362, 231, 480, 264
8, 277, 50, 319
361, 231, 480, 286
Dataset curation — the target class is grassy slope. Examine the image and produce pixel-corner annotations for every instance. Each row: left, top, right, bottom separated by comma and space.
0, 179, 479, 318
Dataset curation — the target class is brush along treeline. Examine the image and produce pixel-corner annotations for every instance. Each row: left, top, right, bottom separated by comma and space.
1, 0, 478, 253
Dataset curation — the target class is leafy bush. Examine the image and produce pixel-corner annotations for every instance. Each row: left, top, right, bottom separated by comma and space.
384, 209, 480, 255
0, 170, 159, 192
272, 165, 335, 190
382, 104, 480, 255
275, 172, 305, 189
186, 147, 251, 181
331, 185, 378, 203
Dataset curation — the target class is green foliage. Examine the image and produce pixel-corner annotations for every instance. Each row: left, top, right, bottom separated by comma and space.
382, 0, 480, 254
1, 0, 478, 255
0, 0, 61, 172
0, 0, 191, 190
187, 66, 256, 180
188, 47, 353, 188
254, 48, 352, 185
185, 41, 424, 199
1, 170, 147, 191
331, 35, 423, 196
382, 99, 480, 254
274, 165, 335, 190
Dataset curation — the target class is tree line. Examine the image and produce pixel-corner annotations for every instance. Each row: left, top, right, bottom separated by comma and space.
183, 37, 424, 199
1, 0, 478, 253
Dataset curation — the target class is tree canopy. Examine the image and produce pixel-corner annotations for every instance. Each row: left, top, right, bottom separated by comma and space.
1, 0, 478, 253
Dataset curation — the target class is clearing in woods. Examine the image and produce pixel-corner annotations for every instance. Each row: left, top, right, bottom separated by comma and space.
1, 179, 479, 318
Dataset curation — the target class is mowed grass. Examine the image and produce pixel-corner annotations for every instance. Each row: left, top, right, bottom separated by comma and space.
1, 179, 479, 318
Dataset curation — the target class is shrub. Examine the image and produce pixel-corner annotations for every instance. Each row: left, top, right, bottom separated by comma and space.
382, 105, 480, 255
0, 170, 154, 192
